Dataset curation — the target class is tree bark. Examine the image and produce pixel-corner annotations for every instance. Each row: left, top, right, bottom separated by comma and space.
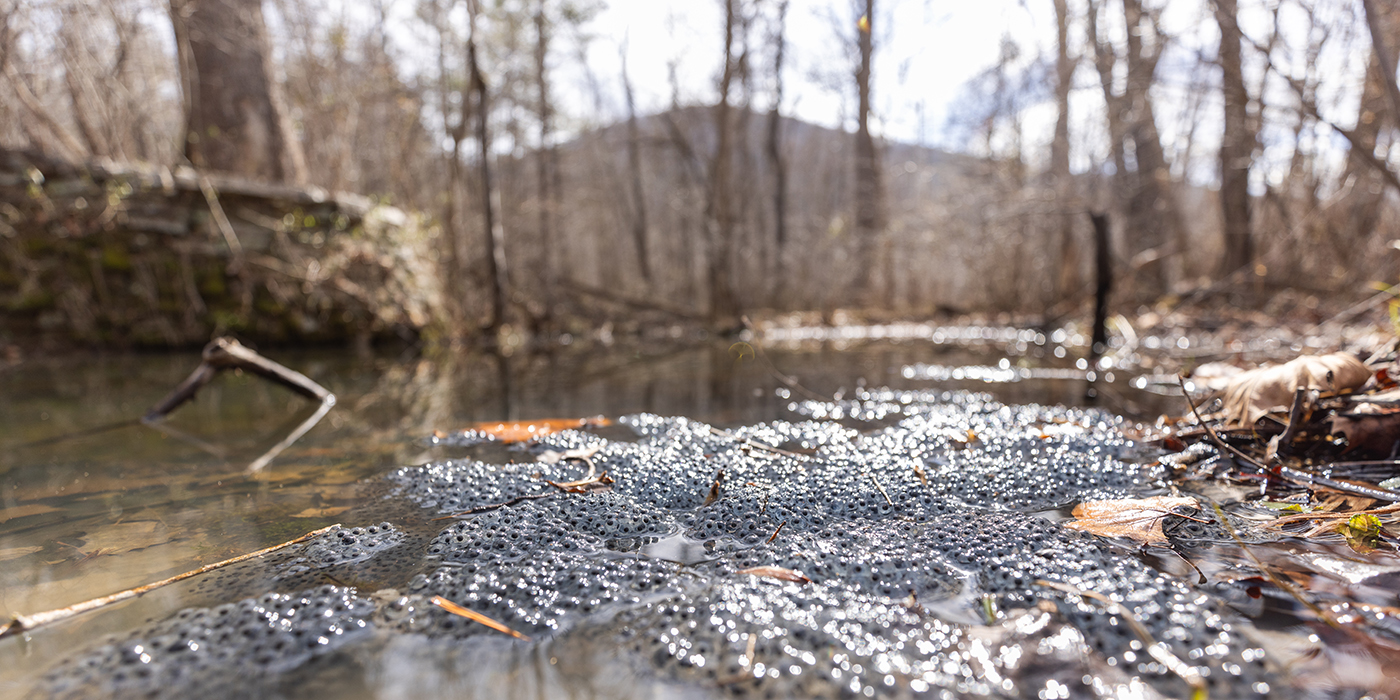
1051, 0, 1077, 299
1213, 0, 1254, 275
1118, 0, 1183, 296
766, 0, 789, 295
705, 0, 740, 329
534, 2, 559, 315
621, 47, 652, 283
169, 0, 307, 184
851, 0, 884, 305
467, 9, 508, 334
1341, 0, 1400, 240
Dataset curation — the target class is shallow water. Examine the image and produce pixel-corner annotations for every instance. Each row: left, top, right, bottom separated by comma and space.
0, 333, 1302, 698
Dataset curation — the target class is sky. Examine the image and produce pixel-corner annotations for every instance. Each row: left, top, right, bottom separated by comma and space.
312, 0, 1374, 187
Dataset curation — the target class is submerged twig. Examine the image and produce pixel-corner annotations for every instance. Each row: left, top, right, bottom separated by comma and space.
766, 521, 786, 544
430, 595, 532, 641
0, 524, 340, 640
1035, 579, 1206, 698
708, 427, 810, 460
738, 316, 829, 403
431, 492, 557, 520
545, 471, 614, 493
1209, 504, 1337, 629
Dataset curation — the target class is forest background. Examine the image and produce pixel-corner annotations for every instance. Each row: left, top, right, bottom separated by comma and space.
1, 0, 1398, 346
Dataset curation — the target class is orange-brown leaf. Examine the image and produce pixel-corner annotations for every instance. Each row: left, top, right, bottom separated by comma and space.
469, 416, 612, 443
1063, 496, 1200, 545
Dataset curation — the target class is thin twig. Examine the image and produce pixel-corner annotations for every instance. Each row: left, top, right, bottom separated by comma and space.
1176, 374, 1269, 471
431, 492, 556, 520
708, 427, 810, 460
431, 595, 532, 641
545, 471, 614, 493
739, 315, 829, 402
1035, 579, 1206, 697
1208, 504, 1337, 629
868, 472, 893, 507
0, 524, 340, 639
766, 521, 786, 544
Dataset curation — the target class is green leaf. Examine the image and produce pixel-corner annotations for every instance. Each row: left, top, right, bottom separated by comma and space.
1337, 513, 1384, 554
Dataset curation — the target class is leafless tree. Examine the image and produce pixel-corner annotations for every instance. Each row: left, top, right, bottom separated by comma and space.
851, 0, 885, 306
169, 0, 306, 183
1213, 0, 1255, 275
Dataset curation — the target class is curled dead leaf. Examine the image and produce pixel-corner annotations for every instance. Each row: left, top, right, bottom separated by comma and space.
1063, 496, 1201, 546
1219, 352, 1369, 427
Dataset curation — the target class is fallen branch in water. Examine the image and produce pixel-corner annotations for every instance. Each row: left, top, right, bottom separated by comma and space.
0, 524, 339, 640
146, 337, 336, 473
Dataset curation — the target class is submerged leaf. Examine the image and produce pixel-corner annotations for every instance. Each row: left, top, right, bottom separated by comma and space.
1337, 513, 1384, 555
1063, 496, 1201, 545
1219, 352, 1369, 427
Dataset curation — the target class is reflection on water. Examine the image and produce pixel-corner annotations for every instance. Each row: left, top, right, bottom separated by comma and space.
0, 337, 1162, 697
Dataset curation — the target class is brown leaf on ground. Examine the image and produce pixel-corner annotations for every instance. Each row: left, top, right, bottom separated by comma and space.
1219, 352, 1370, 427
1063, 496, 1200, 545
1330, 410, 1400, 457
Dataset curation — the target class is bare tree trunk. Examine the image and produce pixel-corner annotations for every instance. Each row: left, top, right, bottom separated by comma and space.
766, 0, 789, 300
621, 46, 652, 283
432, 0, 467, 331
467, 5, 508, 334
705, 0, 740, 329
1119, 0, 1182, 296
1341, 0, 1400, 240
534, 1, 558, 318
169, 0, 307, 184
851, 0, 884, 305
1051, 0, 1077, 299
1087, 0, 1127, 188
1213, 0, 1254, 275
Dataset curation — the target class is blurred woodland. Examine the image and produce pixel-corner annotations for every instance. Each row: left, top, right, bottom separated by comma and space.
0, 0, 1398, 347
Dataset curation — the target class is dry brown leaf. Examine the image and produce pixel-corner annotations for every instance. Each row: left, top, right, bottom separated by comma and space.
1329, 411, 1400, 457
1219, 352, 1369, 427
1063, 496, 1200, 545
